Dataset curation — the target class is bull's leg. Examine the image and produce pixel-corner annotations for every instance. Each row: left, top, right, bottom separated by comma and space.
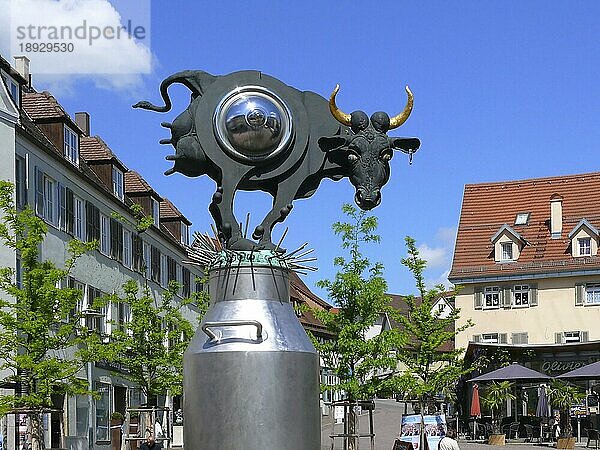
210, 177, 256, 251
253, 178, 302, 251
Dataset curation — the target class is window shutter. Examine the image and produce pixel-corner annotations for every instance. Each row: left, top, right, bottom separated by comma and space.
575, 283, 585, 306
522, 332, 529, 344
582, 331, 589, 342
499, 333, 508, 344
473, 334, 481, 343
132, 235, 142, 271
530, 283, 538, 306
109, 219, 123, 261
35, 167, 44, 217
66, 188, 74, 234
512, 333, 520, 345
555, 332, 564, 344
502, 287, 512, 308
183, 267, 191, 297
86, 202, 100, 242
474, 287, 483, 310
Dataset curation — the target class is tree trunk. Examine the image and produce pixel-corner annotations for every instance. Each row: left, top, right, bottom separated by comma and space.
347, 404, 358, 450
29, 411, 43, 450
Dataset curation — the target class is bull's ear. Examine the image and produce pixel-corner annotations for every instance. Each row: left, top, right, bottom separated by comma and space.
318, 136, 347, 153
391, 137, 420, 152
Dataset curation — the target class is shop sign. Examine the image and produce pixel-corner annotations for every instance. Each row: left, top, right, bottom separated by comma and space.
541, 360, 586, 374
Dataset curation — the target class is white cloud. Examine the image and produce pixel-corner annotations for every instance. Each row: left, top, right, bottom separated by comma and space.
1, 0, 153, 93
417, 243, 447, 268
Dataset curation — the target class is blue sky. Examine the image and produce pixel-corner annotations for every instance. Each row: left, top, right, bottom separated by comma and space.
4, 1, 600, 299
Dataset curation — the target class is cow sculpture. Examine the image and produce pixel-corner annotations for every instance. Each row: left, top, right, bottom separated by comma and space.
134, 70, 420, 251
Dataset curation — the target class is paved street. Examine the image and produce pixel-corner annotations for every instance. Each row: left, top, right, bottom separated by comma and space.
320, 399, 576, 450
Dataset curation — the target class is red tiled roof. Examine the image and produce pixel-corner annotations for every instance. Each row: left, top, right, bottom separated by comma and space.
450, 172, 600, 280
160, 198, 191, 225
22, 91, 67, 120
124, 170, 162, 199
80, 136, 128, 170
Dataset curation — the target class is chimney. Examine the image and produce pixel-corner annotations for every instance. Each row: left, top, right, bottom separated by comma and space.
550, 194, 563, 239
75, 112, 90, 136
14, 56, 30, 85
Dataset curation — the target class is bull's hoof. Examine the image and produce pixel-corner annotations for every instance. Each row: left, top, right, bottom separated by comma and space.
226, 236, 259, 251
258, 240, 286, 254
252, 226, 265, 240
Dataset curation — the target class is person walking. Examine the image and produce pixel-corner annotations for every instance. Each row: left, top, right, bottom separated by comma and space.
139, 434, 163, 450
438, 429, 460, 450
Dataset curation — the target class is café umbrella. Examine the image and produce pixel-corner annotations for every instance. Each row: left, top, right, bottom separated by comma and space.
469, 363, 551, 383
557, 361, 600, 380
471, 384, 481, 438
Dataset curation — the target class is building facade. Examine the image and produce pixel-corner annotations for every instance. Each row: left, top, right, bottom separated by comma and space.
450, 173, 600, 350
450, 173, 600, 428
0, 55, 204, 450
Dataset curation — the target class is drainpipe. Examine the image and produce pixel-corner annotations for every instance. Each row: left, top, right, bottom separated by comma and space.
88, 361, 94, 450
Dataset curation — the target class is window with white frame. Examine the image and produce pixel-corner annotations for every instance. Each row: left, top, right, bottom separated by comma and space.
151, 198, 160, 227
564, 331, 582, 343
181, 222, 190, 246
501, 242, 513, 261
481, 333, 499, 343
4, 75, 19, 106
513, 285, 530, 307
578, 237, 592, 256
586, 284, 600, 305
44, 175, 57, 224
64, 126, 79, 166
112, 167, 124, 201
74, 196, 85, 240
100, 214, 110, 255
484, 286, 500, 309
123, 229, 132, 268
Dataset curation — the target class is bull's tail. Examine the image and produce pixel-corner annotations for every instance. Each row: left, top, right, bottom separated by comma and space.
133, 70, 217, 112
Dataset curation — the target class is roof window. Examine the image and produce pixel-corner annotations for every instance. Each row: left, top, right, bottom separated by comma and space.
514, 212, 530, 226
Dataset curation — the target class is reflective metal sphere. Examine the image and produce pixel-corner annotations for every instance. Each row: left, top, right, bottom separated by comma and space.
214, 86, 292, 162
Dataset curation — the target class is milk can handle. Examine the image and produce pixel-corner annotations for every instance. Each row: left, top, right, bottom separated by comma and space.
202, 320, 263, 341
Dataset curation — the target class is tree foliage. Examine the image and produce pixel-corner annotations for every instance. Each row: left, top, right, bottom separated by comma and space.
0, 181, 98, 449
310, 204, 405, 401
93, 205, 209, 402
547, 380, 585, 438
481, 381, 515, 433
392, 236, 474, 410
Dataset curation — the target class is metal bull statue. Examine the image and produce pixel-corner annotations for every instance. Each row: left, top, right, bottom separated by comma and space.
134, 70, 420, 251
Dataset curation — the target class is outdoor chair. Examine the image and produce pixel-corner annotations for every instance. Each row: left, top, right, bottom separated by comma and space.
505, 422, 519, 439
586, 429, 600, 449
524, 424, 535, 442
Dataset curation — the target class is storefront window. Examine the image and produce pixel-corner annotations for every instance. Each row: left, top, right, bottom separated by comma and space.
95, 382, 110, 443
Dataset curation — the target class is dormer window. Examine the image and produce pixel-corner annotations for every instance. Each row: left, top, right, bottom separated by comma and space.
64, 126, 79, 166
501, 242, 513, 261
112, 167, 124, 201
181, 223, 190, 246
568, 219, 598, 258
491, 224, 527, 263
5, 76, 19, 107
578, 237, 591, 256
151, 198, 160, 226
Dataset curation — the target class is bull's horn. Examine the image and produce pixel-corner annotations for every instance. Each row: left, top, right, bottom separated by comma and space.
329, 84, 352, 126
389, 85, 414, 130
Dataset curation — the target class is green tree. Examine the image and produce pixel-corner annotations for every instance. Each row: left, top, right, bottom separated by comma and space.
481, 381, 515, 433
0, 181, 98, 450
547, 380, 585, 438
97, 280, 207, 404
310, 204, 405, 450
393, 236, 474, 414
94, 204, 209, 406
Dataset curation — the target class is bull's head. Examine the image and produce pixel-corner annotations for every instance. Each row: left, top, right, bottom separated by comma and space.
320, 84, 419, 210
